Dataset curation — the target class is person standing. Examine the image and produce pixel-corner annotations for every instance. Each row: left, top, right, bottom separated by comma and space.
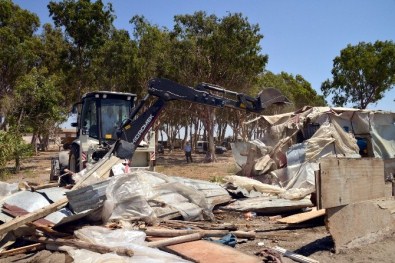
184, 141, 193, 163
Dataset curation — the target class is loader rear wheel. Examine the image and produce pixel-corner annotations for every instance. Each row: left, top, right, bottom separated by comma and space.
69, 145, 80, 173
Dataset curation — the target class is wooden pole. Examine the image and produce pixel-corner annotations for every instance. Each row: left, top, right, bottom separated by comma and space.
145, 229, 255, 240
0, 243, 45, 257
146, 229, 227, 237
147, 233, 203, 248
31, 182, 59, 191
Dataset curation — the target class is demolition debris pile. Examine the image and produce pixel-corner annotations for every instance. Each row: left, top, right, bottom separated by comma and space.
0, 106, 394, 262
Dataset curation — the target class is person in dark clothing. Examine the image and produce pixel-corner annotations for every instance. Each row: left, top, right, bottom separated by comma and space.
184, 141, 193, 163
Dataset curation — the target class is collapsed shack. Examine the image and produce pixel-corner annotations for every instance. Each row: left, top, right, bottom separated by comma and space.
0, 106, 394, 262
230, 106, 395, 251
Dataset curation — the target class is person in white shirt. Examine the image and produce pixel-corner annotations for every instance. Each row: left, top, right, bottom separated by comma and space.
184, 141, 193, 163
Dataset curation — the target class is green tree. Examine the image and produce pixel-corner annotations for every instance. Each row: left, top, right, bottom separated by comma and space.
92, 29, 139, 93
170, 12, 268, 160
321, 40, 395, 109
7, 68, 66, 150
38, 23, 70, 76
0, 0, 40, 106
48, 0, 115, 100
0, 129, 33, 173
130, 15, 172, 94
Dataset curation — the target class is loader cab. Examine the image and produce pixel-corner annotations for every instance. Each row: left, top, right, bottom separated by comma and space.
72, 91, 137, 142
67, 91, 137, 173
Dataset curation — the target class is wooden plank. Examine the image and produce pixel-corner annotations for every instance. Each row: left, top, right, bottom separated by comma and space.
0, 197, 68, 236
72, 155, 121, 190
277, 208, 326, 224
315, 170, 322, 209
147, 238, 261, 263
319, 158, 385, 209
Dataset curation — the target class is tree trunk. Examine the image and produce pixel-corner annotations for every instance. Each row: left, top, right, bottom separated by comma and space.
182, 125, 188, 148
31, 133, 38, 155
204, 107, 216, 162
192, 117, 199, 150
15, 157, 21, 173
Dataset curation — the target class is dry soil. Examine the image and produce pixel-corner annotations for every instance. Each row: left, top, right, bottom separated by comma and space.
1, 148, 395, 263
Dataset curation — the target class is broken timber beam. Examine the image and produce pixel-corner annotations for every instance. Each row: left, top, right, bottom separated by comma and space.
31, 182, 59, 191
147, 233, 203, 248
26, 236, 134, 257
146, 228, 256, 239
0, 197, 68, 236
160, 219, 238, 231
0, 243, 45, 257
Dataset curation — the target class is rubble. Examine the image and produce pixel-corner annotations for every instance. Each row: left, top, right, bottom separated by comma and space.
1, 106, 395, 262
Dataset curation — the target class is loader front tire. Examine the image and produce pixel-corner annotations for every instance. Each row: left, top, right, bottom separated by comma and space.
69, 145, 80, 173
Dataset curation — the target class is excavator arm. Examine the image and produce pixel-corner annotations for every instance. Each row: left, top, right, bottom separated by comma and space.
114, 78, 289, 159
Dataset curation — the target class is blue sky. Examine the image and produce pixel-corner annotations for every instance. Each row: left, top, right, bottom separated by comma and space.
14, 0, 395, 111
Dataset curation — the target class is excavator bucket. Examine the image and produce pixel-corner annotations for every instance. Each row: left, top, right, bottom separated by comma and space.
258, 88, 291, 109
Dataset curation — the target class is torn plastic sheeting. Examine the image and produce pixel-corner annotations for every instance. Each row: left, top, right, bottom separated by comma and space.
71, 226, 191, 263
286, 143, 306, 166
164, 176, 231, 207
103, 171, 213, 222
153, 181, 212, 220
371, 113, 395, 159
306, 121, 360, 161
285, 162, 318, 190
102, 173, 155, 222
279, 186, 316, 200
0, 182, 18, 201
222, 175, 285, 197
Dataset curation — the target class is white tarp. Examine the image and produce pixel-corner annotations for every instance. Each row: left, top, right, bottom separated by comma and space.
102, 171, 214, 223
249, 107, 395, 159
67, 226, 191, 263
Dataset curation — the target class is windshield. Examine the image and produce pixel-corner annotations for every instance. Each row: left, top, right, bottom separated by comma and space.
101, 98, 131, 140
80, 97, 98, 138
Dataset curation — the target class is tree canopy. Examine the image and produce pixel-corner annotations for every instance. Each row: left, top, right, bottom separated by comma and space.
12, 0, 395, 168
321, 40, 395, 109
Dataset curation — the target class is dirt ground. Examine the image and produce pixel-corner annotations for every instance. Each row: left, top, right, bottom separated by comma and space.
2, 147, 395, 263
